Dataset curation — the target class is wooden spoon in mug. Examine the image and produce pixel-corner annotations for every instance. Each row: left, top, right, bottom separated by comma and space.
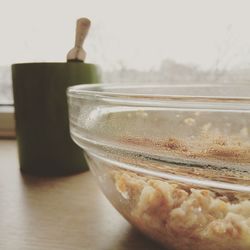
67, 18, 91, 62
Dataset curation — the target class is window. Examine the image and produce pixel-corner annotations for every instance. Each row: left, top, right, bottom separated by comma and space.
0, 66, 14, 138
1, 0, 250, 137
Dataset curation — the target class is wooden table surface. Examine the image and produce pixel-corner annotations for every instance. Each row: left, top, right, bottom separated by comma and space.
0, 140, 165, 250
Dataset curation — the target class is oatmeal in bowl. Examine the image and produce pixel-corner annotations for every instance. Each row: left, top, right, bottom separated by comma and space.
68, 84, 250, 250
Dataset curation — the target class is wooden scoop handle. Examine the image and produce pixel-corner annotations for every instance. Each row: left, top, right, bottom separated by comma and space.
67, 18, 91, 62
75, 18, 91, 48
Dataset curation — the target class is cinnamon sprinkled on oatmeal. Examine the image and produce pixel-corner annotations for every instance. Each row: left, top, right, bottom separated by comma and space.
115, 134, 250, 249
122, 135, 250, 163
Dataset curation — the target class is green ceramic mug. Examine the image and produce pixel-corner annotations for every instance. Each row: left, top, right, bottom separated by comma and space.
12, 62, 100, 176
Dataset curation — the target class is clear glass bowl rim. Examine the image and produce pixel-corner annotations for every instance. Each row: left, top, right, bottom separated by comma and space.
67, 83, 250, 109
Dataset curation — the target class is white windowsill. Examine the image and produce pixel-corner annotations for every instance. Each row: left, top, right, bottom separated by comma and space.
0, 106, 15, 138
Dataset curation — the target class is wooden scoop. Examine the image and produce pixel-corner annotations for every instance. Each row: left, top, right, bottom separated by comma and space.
67, 18, 91, 62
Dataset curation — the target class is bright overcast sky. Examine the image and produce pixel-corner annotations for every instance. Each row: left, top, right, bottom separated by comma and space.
1, 0, 250, 70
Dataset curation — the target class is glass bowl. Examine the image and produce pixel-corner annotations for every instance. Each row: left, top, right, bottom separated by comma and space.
67, 84, 250, 250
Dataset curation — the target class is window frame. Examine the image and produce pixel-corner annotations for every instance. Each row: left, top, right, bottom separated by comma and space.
0, 105, 15, 138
